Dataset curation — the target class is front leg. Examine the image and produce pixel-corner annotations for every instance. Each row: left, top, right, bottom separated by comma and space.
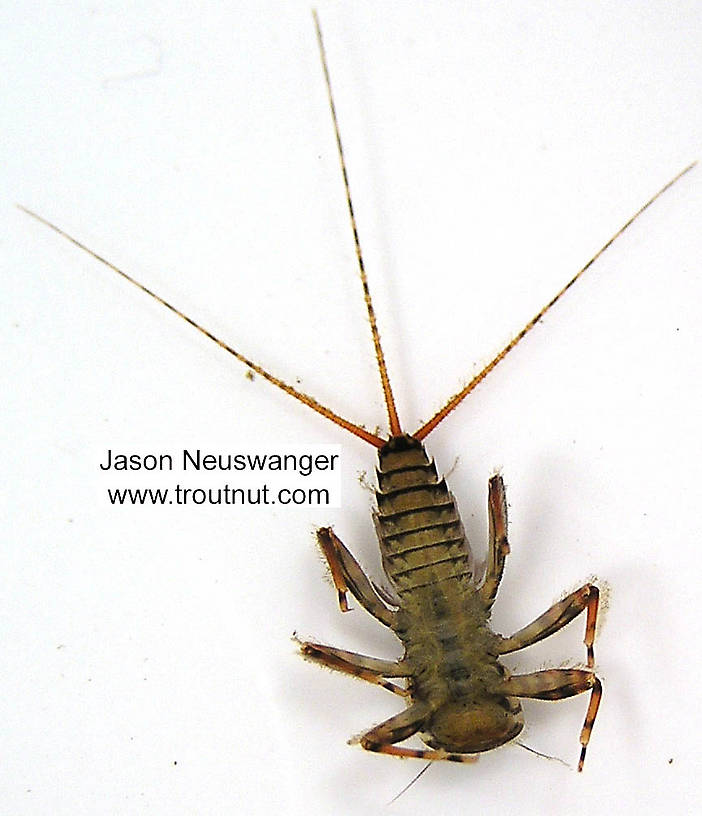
317, 526, 395, 626
498, 583, 599, 668
499, 668, 602, 771
355, 702, 478, 763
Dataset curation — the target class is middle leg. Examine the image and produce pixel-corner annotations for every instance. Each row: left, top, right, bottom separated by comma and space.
498, 583, 599, 668
298, 639, 411, 696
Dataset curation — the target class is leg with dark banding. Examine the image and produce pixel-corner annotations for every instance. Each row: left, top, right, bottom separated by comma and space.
479, 475, 510, 607
498, 583, 599, 668
299, 640, 410, 696
317, 527, 396, 626
499, 668, 602, 771
355, 702, 478, 763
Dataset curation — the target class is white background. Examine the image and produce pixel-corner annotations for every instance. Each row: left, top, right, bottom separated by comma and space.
3, 1, 702, 813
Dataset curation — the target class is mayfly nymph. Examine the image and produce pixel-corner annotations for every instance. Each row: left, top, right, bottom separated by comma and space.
19, 10, 696, 773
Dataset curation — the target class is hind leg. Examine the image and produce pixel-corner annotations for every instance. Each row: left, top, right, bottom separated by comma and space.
479, 475, 510, 607
317, 527, 395, 626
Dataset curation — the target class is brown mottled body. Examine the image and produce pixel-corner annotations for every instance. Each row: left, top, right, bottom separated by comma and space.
376, 435, 521, 754
302, 434, 601, 768
21, 8, 693, 778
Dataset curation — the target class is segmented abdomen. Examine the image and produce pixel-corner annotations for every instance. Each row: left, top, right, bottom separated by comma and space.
374, 435, 474, 595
